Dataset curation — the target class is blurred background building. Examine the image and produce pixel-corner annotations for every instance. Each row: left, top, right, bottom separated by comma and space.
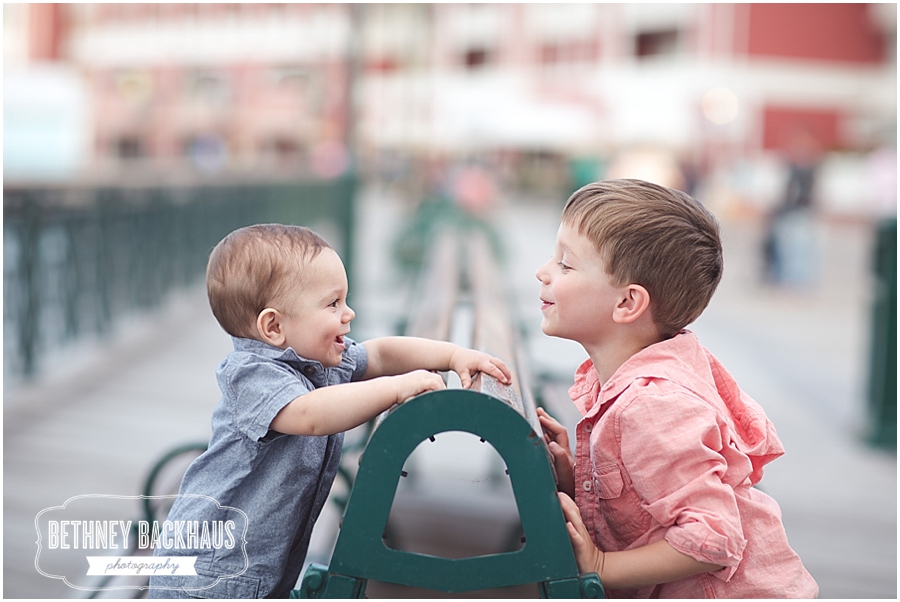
4, 3, 896, 215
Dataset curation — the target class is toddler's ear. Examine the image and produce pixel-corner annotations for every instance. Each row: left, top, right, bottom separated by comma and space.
613, 284, 651, 324
256, 308, 286, 347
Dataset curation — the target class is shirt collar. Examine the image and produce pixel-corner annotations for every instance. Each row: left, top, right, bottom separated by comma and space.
570, 330, 713, 417
231, 336, 323, 369
570, 330, 784, 476
605, 330, 708, 394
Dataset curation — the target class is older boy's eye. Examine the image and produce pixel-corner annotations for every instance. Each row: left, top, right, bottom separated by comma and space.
558, 261, 571, 271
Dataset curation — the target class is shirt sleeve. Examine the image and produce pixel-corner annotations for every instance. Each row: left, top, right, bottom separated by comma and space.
344, 337, 368, 382
223, 355, 312, 442
616, 385, 747, 576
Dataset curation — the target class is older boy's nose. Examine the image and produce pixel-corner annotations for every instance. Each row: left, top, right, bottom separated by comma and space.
535, 263, 549, 283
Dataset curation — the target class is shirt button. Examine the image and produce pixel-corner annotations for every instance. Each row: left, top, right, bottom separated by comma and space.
584, 423, 592, 433
302, 365, 317, 377
582, 480, 592, 492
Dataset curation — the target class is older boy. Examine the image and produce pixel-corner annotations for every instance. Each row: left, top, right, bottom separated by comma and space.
536, 180, 818, 597
149, 224, 510, 598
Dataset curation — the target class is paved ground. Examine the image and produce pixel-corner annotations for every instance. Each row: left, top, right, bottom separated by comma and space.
4, 183, 896, 598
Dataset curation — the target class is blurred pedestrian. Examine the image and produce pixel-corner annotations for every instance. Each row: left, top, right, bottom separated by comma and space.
763, 127, 823, 287
535, 180, 818, 597
452, 161, 497, 216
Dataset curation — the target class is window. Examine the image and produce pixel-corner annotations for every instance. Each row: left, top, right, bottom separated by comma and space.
464, 47, 490, 69
635, 29, 680, 58
184, 133, 228, 172
116, 136, 143, 159
187, 72, 230, 107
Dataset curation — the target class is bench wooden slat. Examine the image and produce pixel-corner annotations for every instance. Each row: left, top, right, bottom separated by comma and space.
404, 228, 459, 342
467, 230, 543, 438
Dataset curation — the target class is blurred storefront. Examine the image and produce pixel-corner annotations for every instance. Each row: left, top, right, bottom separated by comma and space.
4, 3, 896, 215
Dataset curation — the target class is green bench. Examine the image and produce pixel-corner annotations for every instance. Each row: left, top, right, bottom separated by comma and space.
297, 228, 603, 598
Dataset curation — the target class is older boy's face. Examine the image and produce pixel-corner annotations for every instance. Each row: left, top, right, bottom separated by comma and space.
279, 248, 355, 366
535, 222, 623, 347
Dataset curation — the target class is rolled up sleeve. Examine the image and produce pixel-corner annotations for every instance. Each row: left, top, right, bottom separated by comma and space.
226, 357, 312, 441
617, 390, 747, 576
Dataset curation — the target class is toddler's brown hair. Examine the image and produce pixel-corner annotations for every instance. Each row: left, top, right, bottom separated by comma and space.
206, 224, 331, 338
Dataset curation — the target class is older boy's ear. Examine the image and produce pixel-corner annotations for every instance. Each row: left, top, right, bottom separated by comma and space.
256, 308, 285, 347
613, 284, 651, 324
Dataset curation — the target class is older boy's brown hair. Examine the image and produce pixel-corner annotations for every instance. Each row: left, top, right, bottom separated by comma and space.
206, 224, 331, 338
562, 179, 723, 339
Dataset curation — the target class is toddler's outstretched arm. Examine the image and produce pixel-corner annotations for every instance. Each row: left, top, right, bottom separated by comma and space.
363, 336, 512, 387
557, 492, 723, 589
271, 337, 512, 437
270, 370, 446, 436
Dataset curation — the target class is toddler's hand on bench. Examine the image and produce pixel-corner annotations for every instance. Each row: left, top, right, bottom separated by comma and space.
449, 348, 512, 388
392, 370, 446, 404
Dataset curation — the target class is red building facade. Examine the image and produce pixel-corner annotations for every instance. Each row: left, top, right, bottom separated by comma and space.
7, 3, 895, 182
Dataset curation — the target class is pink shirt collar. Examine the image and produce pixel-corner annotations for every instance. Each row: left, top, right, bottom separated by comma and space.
569, 330, 784, 471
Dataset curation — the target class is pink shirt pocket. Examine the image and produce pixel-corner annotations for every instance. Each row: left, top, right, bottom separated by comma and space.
591, 462, 651, 543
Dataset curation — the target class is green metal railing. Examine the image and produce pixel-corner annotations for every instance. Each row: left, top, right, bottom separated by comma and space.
866, 217, 896, 449
3, 175, 356, 381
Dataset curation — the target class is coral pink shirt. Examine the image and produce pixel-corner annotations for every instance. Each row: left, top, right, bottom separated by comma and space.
569, 331, 818, 598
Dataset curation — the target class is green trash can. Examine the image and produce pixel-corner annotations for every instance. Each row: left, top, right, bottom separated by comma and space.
866, 217, 896, 449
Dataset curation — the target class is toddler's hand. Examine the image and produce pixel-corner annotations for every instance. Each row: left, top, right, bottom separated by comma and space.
449, 348, 512, 388
392, 370, 446, 404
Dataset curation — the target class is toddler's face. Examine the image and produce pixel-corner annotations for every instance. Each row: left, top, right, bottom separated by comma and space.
535, 222, 623, 347
279, 248, 355, 367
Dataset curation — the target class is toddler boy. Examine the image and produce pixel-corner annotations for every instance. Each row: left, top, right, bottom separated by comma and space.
149, 224, 510, 598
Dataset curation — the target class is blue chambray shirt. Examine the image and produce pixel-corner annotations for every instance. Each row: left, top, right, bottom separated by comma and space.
149, 336, 368, 598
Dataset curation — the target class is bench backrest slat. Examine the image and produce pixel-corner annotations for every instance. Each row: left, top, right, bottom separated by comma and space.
404, 229, 459, 341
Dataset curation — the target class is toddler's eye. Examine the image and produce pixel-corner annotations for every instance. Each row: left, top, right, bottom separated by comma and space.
328, 299, 340, 308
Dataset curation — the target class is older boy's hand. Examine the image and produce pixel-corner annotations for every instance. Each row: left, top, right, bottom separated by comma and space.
537, 407, 576, 498
449, 348, 512, 389
392, 370, 446, 404
558, 492, 604, 577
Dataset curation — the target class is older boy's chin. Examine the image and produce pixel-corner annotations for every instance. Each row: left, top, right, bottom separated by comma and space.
539, 320, 557, 337
540, 322, 577, 343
